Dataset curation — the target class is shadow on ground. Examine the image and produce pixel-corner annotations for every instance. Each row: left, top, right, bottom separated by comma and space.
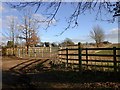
2, 56, 120, 89
2, 69, 120, 89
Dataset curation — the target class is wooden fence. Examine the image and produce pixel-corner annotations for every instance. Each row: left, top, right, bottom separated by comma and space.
6, 47, 59, 59
58, 43, 120, 72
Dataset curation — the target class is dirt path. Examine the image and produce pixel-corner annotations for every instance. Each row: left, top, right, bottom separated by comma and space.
2, 56, 32, 71
2, 56, 120, 89
2, 56, 49, 71
2, 56, 51, 89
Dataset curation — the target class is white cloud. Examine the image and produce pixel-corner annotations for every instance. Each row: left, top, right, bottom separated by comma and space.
0, 5, 3, 29
0, 30, 10, 45
3, 15, 18, 28
6, 15, 18, 21
106, 28, 119, 38
41, 37, 53, 42
105, 28, 119, 43
0, 18, 2, 29
109, 28, 120, 34
73, 28, 120, 44
0, 5, 4, 12
32, 13, 56, 27
72, 35, 94, 44
2, 3, 18, 15
33, 14, 45, 20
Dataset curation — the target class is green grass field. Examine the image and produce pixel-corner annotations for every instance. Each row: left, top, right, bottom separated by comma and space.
96, 44, 120, 55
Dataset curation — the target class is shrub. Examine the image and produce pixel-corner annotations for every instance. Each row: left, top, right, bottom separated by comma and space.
2, 46, 7, 56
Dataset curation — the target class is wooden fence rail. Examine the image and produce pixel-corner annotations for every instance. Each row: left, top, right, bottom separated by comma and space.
6, 47, 59, 59
58, 43, 120, 72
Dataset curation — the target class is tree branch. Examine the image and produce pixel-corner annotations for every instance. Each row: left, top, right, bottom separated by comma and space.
6, 1, 117, 35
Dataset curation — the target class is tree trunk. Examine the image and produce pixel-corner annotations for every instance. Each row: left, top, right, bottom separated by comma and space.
26, 45, 29, 54
96, 41, 99, 47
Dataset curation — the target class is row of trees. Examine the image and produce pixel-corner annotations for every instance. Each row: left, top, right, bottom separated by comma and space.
6, 22, 105, 49
60, 25, 105, 47
6, 9, 40, 54
36, 39, 74, 47
59, 25, 105, 47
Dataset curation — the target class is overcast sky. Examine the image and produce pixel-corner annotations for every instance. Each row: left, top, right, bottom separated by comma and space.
1, 2, 119, 45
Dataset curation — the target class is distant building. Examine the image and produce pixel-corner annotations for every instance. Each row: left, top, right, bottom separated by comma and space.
102, 41, 111, 44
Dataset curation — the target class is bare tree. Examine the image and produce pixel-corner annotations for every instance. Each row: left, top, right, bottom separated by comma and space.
7, 1, 119, 34
6, 16, 18, 55
90, 25, 105, 47
18, 9, 40, 54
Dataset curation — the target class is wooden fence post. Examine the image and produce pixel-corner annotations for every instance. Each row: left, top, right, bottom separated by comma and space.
34, 48, 36, 58
50, 46, 52, 58
113, 47, 117, 73
86, 48, 88, 68
66, 48, 68, 68
78, 42, 82, 72
42, 47, 44, 58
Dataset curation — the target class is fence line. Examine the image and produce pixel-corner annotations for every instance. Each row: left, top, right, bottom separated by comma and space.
6, 47, 59, 59
58, 43, 120, 72
4, 43, 120, 72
